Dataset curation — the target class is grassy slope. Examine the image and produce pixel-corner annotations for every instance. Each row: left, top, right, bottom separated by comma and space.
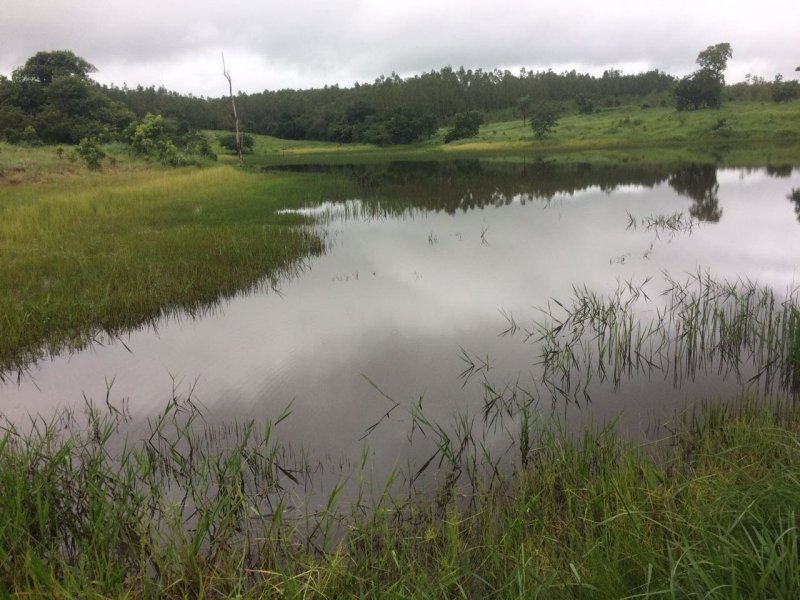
234, 100, 800, 167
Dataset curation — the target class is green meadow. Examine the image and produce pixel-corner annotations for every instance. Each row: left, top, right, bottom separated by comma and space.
239, 100, 800, 167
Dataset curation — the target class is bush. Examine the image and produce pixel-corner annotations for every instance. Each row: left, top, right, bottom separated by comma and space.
124, 113, 211, 166
76, 137, 105, 170
530, 104, 560, 139
773, 78, 799, 104
20, 125, 41, 146
443, 111, 483, 143
217, 132, 254, 154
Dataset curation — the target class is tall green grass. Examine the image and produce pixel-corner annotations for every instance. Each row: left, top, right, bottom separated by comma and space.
0, 164, 356, 373
1, 392, 798, 598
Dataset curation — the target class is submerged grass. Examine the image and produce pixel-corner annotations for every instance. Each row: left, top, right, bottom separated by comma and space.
0, 162, 357, 373
1, 392, 798, 598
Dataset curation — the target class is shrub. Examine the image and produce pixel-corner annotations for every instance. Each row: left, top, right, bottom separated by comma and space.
443, 111, 483, 143
217, 132, 255, 154
76, 137, 105, 170
530, 104, 560, 139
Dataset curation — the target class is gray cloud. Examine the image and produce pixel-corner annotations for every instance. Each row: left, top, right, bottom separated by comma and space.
1, 0, 797, 97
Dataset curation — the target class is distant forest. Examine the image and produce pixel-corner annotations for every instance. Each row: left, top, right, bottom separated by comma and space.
106, 66, 678, 143
0, 49, 796, 148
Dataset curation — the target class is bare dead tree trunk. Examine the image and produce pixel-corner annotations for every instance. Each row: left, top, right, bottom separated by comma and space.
222, 52, 243, 166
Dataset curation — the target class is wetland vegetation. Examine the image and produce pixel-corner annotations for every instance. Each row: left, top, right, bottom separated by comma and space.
2, 46, 800, 598
2, 307, 799, 597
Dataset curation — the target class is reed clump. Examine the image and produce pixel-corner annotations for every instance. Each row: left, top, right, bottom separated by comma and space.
515, 270, 800, 404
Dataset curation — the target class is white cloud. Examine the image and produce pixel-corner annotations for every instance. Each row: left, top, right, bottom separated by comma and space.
1, 0, 797, 96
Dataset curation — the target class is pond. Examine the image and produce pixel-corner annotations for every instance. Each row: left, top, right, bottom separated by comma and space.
3, 159, 800, 480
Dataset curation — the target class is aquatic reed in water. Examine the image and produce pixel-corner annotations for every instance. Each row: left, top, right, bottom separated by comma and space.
511, 270, 800, 404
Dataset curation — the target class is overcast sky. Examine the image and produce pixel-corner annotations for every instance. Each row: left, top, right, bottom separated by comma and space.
1, 1, 798, 97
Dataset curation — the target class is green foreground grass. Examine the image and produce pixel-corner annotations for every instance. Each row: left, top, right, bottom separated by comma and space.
1, 398, 798, 598
0, 150, 357, 371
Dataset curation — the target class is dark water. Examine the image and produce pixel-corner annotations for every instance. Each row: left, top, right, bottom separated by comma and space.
3, 160, 800, 475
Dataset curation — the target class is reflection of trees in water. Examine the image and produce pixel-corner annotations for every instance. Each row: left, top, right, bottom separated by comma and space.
668, 165, 722, 223
268, 161, 797, 225
788, 188, 800, 223
269, 160, 678, 215
766, 164, 795, 178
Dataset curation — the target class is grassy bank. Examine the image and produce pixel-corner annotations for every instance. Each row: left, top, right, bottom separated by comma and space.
236, 100, 800, 167
0, 148, 357, 372
0, 396, 798, 598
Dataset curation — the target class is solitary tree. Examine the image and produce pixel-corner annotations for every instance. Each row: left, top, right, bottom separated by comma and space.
675, 43, 732, 110
696, 43, 733, 83
516, 96, 532, 127
530, 104, 560, 139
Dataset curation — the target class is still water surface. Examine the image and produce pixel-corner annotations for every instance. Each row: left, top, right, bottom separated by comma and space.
3, 161, 800, 470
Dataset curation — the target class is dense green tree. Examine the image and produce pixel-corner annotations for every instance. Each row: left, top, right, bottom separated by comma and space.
576, 96, 595, 115
218, 132, 255, 153
696, 43, 733, 82
107, 63, 673, 144
3, 49, 680, 147
345, 100, 376, 124
530, 104, 560, 139
444, 111, 483, 143
0, 51, 133, 143
676, 43, 732, 111
13, 50, 96, 85
0, 104, 29, 142
676, 69, 724, 110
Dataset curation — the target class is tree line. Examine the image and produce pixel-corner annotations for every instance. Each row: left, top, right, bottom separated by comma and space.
1, 45, 797, 150
104, 66, 676, 145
